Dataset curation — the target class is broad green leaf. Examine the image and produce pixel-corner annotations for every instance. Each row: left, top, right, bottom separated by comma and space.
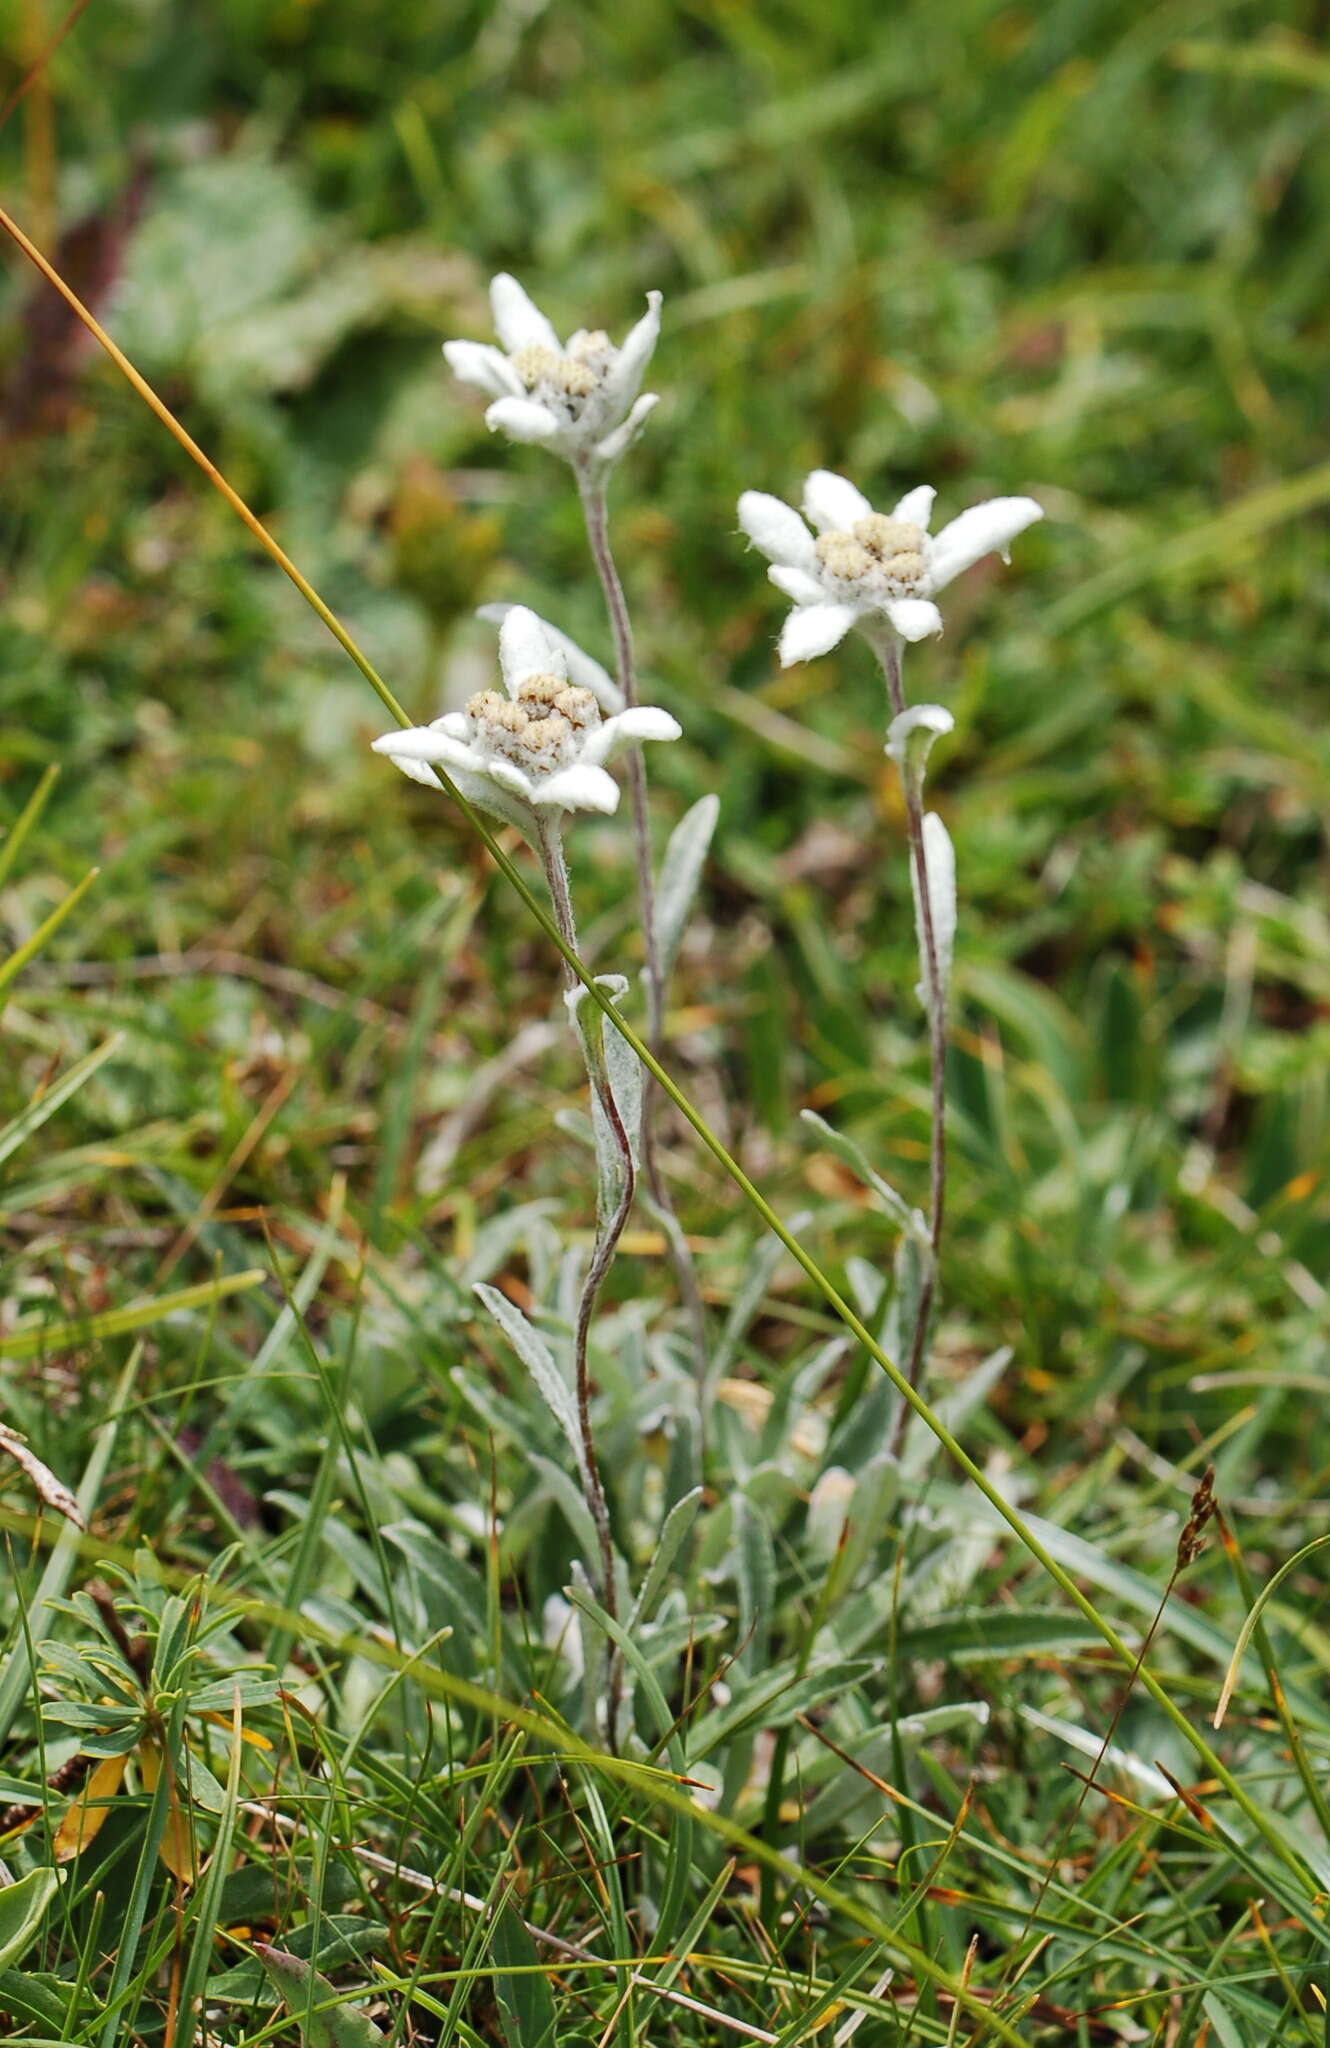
254, 1943, 386, 2048
0, 1869, 60, 1969
490, 1899, 558, 2048
0, 1966, 69, 2031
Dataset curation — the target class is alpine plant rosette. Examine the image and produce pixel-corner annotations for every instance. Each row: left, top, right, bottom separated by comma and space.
372, 606, 680, 831
738, 470, 1043, 665
444, 274, 662, 469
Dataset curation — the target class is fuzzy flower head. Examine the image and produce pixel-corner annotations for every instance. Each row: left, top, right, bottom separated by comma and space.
738, 471, 1043, 666
372, 607, 680, 833
444, 275, 662, 469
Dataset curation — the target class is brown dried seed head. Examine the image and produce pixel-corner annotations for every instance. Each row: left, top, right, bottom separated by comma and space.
516, 712, 572, 761
554, 685, 599, 729
515, 671, 567, 709
477, 695, 530, 739
1177, 1466, 1217, 1568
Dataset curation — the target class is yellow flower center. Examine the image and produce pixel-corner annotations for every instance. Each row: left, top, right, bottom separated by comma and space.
815, 517, 927, 597
511, 343, 608, 406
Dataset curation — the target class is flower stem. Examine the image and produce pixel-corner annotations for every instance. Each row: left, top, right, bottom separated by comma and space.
537, 818, 629, 1748
872, 631, 947, 1455
576, 462, 709, 1384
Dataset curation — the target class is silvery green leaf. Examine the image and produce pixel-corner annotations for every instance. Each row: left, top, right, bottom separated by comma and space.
628, 1485, 704, 1630
565, 975, 641, 1227
473, 1283, 589, 1489
567, 1558, 616, 1739
899, 1346, 1012, 1477
602, 1008, 643, 1165
666, 1399, 702, 1503
733, 1494, 775, 1672
654, 794, 720, 984
1018, 1705, 1173, 1799
804, 1702, 990, 1834
460, 1201, 561, 1290
800, 1110, 929, 1245
833, 1452, 901, 1592
805, 1466, 854, 1561
910, 811, 956, 1016
524, 1451, 600, 1564
688, 1655, 879, 1760
708, 1214, 809, 1392
884, 703, 953, 798
845, 1256, 886, 1320
883, 1231, 929, 1378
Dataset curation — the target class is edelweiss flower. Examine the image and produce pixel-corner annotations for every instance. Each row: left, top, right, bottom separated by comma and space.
443, 274, 662, 467
737, 471, 1043, 665
373, 606, 680, 829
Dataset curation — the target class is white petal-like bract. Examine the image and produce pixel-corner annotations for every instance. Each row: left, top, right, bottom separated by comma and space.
581, 706, 682, 768
891, 484, 937, 530
927, 496, 1043, 593
500, 605, 564, 690
442, 340, 522, 400
768, 564, 825, 606
885, 704, 954, 793
489, 272, 562, 355
598, 292, 662, 417
738, 490, 818, 571
540, 763, 620, 811
778, 601, 857, 666
802, 469, 872, 534
594, 390, 659, 466
374, 602, 677, 831
884, 596, 944, 642
483, 396, 562, 444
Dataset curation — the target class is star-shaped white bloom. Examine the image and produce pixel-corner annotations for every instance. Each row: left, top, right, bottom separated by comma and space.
443, 274, 662, 468
737, 471, 1043, 666
373, 607, 680, 831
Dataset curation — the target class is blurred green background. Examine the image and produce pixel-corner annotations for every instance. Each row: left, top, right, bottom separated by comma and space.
3, 0, 1329, 1470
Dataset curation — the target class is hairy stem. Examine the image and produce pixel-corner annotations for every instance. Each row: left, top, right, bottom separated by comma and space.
537, 819, 630, 1748
872, 631, 947, 1455
576, 462, 709, 1385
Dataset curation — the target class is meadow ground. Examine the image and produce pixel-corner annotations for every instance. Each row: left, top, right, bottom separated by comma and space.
2, 2, 1330, 2041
